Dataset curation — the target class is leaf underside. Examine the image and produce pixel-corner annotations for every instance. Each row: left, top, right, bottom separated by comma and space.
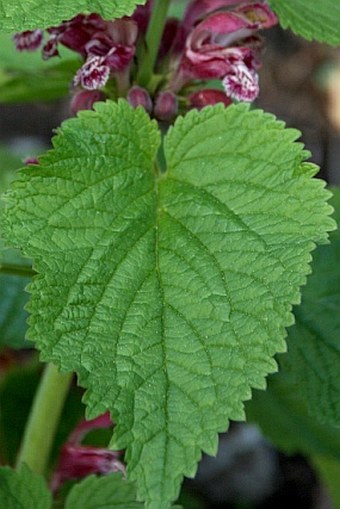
2, 100, 334, 508
0, 0, 146, 32
269, 0, 340, 45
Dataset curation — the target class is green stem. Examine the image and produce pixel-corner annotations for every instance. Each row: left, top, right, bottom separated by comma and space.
137, 0, 171, 87
16, 363, 73, 475
0, 263, 35, 277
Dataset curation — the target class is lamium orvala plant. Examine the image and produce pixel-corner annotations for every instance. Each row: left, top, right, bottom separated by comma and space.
0, 1, 339, 508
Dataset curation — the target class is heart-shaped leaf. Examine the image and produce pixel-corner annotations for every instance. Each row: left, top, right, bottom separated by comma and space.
2, 100, 334, 508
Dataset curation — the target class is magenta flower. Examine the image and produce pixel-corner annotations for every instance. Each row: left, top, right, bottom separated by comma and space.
73, 18, 137, 90
50, 412, 125, 493
13, 29, 43, 51
50, 444, 125, 492
14, 14, 137, 92
43, 14, 108, 59
173, 1, 277, 102
73, 56, 111, 90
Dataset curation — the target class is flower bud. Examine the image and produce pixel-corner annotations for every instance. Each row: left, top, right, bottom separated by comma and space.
188, 89, 232, 109
70, 89, 104, 115
127, 85, 153, 113
154, 91, 178, 122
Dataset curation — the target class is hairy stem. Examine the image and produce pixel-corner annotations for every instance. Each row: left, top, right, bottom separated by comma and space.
137, 0, 171, 87
16, 363, 73, 475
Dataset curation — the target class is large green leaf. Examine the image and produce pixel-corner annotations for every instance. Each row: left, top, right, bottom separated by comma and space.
269, 0, 340, 45
0, 464, 51, 509
0, 0, 146, 32
2, 100, 334, 508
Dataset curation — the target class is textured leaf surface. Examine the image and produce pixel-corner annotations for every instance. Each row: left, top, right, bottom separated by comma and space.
269, 0, 340, 45
0, 464, 51, 509
0, 0, 146, 32
65, 473, 143, 509
2, 100, 334, 508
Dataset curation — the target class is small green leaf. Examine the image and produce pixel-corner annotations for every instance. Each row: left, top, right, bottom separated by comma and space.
0, 0, 146, 32
65, 473, 143, 509
0, 464, 52, 509
2, 100, 334, 508
269, 0, 340, 45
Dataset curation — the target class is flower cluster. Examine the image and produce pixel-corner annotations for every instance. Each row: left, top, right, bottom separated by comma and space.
13, 0, 277, 116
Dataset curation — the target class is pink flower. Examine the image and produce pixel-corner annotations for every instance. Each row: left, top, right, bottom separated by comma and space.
222, 57, 259, 101
174, 1, 277, 102
14, 14, 137, 91
73, 18, 137, 90
43, 14, 108, 58
73, 56, 111, 90
50, 412, 125, 493
50, 444, 125, 492
13, 29, 43, 51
